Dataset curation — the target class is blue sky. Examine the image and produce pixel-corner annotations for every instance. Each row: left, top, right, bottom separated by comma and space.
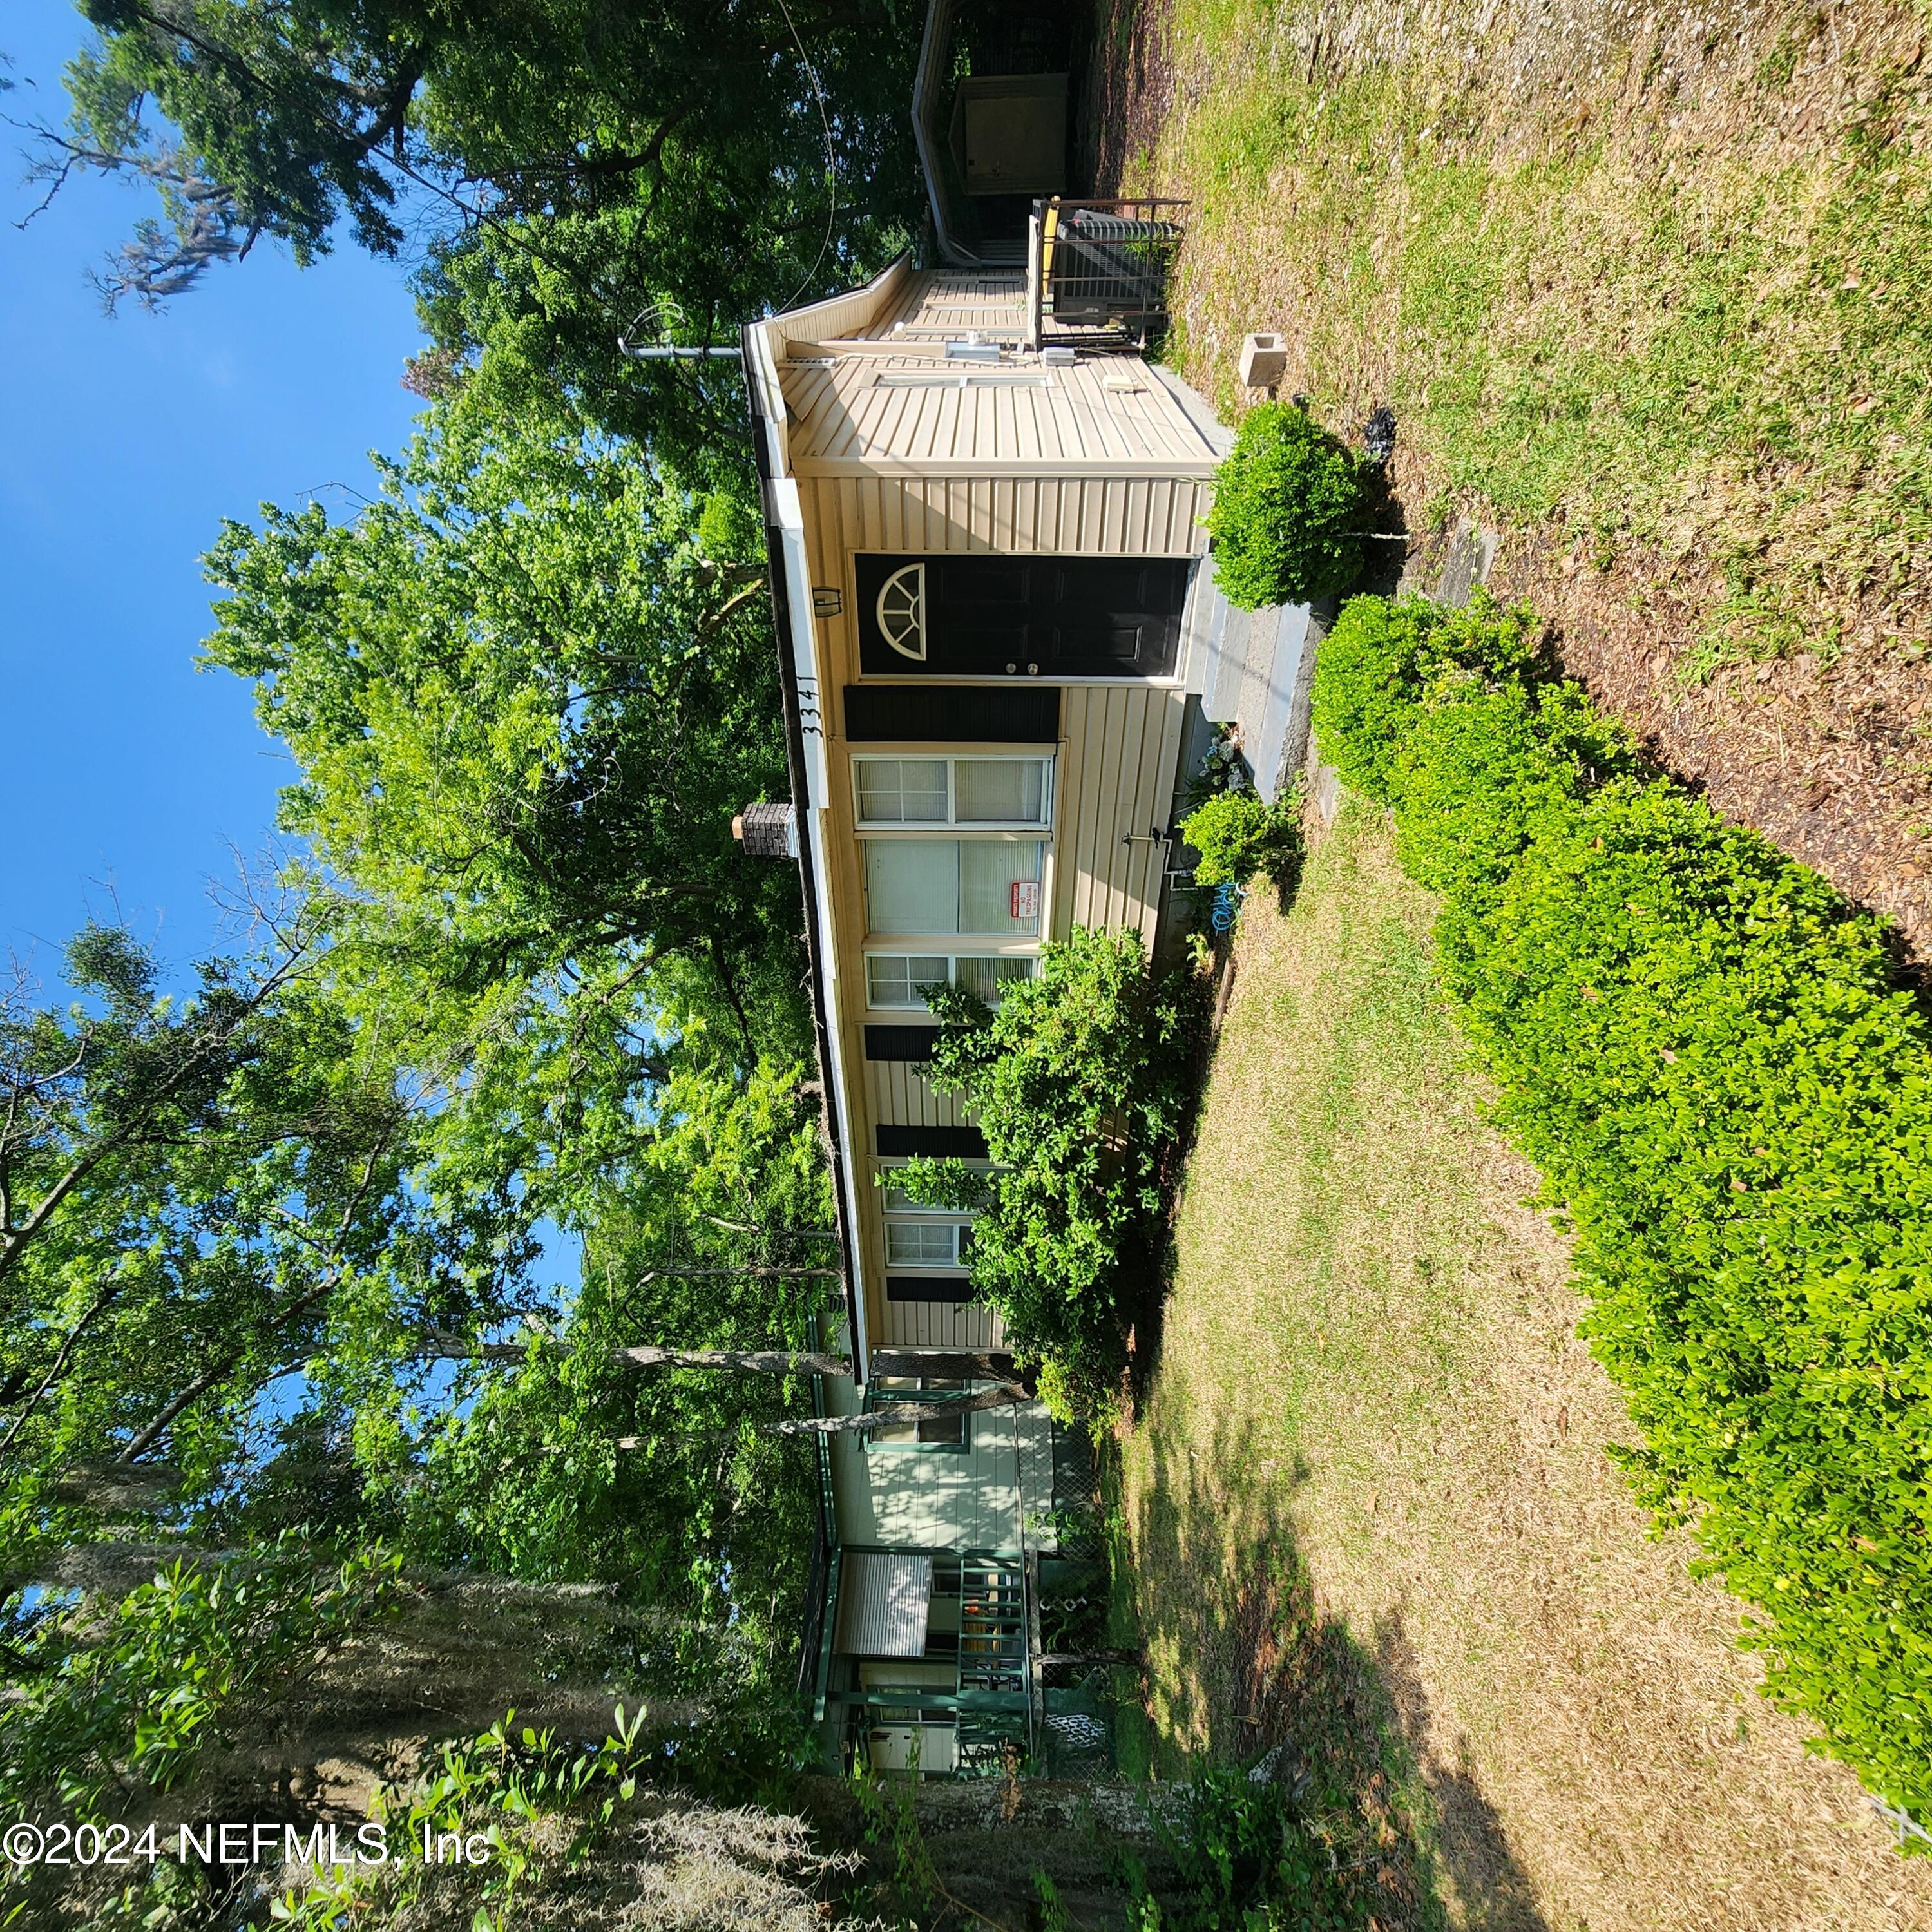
1, 1, 425, 978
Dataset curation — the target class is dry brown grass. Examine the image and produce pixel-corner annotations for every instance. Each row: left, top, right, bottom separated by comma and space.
1116, 801, 1932, 1930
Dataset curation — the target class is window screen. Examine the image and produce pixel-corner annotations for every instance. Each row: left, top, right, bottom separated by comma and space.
955, 955, 1035, 1001
866, 953, 1035, 1009
953, 760, 1045, 825
865, 840, 1042, 936
960, 843, 1039, 933
856, 758, 948, 823
865, 841, 960, 935
885, 1222, 968, 1267
868, 1377, 968, 1449
866, 955, 953, 1009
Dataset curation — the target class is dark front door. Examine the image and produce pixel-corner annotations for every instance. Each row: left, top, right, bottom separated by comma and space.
856, 553, 1189, 679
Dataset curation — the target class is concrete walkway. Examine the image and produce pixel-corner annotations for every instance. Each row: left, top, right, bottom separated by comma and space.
1151, 365, 1322, 803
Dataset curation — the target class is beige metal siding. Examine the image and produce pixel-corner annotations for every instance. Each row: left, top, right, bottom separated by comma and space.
881, 1298, 1002, 1350
795, 475, 1211, 705
781, 356, 1212, 470
867, 1062, 970, 1129
872, 271, 1030, 338
765, 256, 912, 358
779, 361, 1209, 1369
1055, 686, 1188, 933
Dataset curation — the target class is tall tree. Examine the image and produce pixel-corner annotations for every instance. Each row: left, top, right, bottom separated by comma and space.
202, 402, 794, 1011
0, 915, 454, 1538
38, 0, 924, 455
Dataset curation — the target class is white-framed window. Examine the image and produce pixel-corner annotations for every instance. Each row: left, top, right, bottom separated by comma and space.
865, 953, 1037, 1011
885, 1221, 972, 1267
879, 1164, 982, 1275
863, 839, 1044, 937
880, 1171, 986, 1214
854, 756, 1051, 830
865, 1378, 970, 1452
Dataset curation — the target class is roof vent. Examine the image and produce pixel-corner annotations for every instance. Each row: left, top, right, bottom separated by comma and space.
732, 801, 798, 859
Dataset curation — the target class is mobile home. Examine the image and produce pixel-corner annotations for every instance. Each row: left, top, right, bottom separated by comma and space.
743, 28, 1314, 1775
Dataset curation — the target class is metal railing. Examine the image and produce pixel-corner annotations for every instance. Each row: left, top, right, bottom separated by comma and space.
957, 1556, 1028, 1695
1027, 198, 1191, 350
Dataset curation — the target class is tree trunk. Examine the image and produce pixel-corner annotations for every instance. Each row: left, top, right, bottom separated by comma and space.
617, 1385, 1031, 1448
419, 1335, 1031, 1390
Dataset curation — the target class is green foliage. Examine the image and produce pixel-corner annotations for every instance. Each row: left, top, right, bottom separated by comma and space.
1203, 403, 1373, 610
1118, 1767, 1375, 1930
400, 1052, 832, 1669
0, 1541, 403, 1817
1179, 789, 1304, 892
3, 399, 828, 1920
1311, 589, 1932, 1832
1306, 590, 1544, 805
51, 0, 923, 461
202, 405, 794, 991
1160, 10, 1932, 674
261, 1700, 811, 1929
0, 917, 438, 1524
896, 929, 1205, 1414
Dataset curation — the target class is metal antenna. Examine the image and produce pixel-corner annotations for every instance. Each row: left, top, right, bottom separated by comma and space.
618, 298, 741, 362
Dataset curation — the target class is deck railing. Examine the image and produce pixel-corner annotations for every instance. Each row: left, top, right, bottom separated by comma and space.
1026, 197, 1191, 350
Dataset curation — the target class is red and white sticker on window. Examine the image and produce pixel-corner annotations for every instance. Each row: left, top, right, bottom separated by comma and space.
1009, 881, 1040, 920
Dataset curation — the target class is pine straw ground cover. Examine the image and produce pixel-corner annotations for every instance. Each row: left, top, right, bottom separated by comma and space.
1086, 0, 1932, 962
1114, 802, 1932, 1930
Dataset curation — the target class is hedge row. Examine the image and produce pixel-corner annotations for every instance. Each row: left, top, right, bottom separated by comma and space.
1311, 592, 1932, 1830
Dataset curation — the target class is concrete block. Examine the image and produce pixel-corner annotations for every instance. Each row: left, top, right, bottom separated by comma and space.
1239, 332, 1289, 388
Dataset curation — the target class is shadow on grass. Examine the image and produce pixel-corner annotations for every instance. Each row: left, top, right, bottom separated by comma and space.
1128, 819, 1310, 1411
1355, 449, 1413, 599
1125, 1403, 1549, 1932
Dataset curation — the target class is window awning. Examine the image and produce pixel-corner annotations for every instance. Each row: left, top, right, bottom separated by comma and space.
834, 1552, 934, 1659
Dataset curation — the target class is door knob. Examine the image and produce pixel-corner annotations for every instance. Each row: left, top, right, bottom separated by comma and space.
1006, 662, 1017, 674
1027, 664, 1039, 676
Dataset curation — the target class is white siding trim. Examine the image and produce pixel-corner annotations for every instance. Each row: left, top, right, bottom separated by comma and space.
770, 476, 872, 1375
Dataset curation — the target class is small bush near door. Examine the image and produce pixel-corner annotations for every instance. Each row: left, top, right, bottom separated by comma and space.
890, 927, 1204, 1424
1178, 788, 1303, 892
1204, 402, 1374, 609
1310, 587, 1932, 1835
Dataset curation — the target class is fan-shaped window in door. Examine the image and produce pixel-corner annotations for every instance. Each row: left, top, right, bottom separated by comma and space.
875, 563, 926, 662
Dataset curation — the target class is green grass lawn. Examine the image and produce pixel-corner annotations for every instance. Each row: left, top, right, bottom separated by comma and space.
1126, 0, 1932, 670
1114, 801, 1932, 1929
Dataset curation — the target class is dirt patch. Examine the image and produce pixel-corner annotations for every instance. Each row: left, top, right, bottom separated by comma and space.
1084, 0, 1932, 966
1118, 805, 1932, 1929
1489, 526, 1932, 960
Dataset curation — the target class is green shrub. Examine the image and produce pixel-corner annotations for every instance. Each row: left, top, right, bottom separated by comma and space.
1203, 403, 1374, 610
1179, 787, 1303, 891
892, 928, 1204, 1417
1307, 589, 1545, 805
1391, 675, 1638, 901
1089, 1767, 1373, 1931
1310, 590, 1932, 1833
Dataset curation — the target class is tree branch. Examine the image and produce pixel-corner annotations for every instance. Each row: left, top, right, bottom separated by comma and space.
414, 1335, 1028, 1389
0, 1285, 122, 1459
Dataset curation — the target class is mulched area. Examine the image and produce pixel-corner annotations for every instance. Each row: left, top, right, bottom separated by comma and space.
1392, 508, 1932, 966
1493, 527, 1932, 968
